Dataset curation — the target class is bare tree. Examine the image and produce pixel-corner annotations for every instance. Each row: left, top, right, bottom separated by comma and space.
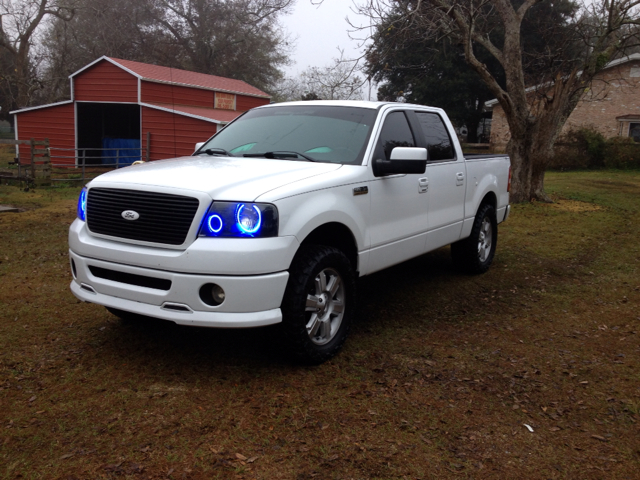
356, 0, 640, 202
42, 0, 158, 103
0, 0, 74, 109
299, 52, 364, 100
147, 0, 294, 91
273, 51, 364, 101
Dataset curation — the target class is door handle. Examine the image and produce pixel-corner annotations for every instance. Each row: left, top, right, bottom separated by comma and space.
456, 172, 464, 186
418, 177, 428, 193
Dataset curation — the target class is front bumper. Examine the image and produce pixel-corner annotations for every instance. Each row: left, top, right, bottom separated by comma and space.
69, 250, 289, 328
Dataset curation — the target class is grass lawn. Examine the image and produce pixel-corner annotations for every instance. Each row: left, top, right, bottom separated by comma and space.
1, 171, 639, 479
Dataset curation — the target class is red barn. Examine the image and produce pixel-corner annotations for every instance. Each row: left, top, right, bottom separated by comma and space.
11, 56, 270, 166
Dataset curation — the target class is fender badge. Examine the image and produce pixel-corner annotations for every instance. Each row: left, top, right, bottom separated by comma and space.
353, 186, 368, 196
121, 210, 140, 220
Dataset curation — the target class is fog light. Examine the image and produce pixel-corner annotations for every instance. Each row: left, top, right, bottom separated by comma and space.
199, 283, 226, 306
211, 284, 225, 303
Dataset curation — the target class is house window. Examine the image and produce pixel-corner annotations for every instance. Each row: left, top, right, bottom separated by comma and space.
629, 123, 640, 142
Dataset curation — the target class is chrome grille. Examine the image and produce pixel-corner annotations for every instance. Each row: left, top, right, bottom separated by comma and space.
86, 188, 200, 245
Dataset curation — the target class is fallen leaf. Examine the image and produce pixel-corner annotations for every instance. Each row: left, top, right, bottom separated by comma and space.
28, 396, 36, 403
235, 453, 247, 461
247, 456, 258, 463
59, 453, 74, 460
591, 435, 607, 442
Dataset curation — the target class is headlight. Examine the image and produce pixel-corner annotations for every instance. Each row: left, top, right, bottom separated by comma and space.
198, 202, 278, 238
77, 187, 87, 221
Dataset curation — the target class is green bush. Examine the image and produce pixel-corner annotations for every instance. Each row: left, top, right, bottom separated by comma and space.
549, 127, 640, 170
603, 136, 640, 169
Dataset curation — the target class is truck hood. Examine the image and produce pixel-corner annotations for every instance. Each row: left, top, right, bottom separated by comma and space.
89, 156, 343, 201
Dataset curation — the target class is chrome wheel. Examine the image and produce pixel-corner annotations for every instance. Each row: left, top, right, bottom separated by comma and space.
477, 216, 493, 262
305, 268, 345, 345
451, 203, 497, 274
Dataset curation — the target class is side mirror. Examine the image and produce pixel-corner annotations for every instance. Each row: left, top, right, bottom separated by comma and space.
373, 147, 428, 177
194, 142, 205, 153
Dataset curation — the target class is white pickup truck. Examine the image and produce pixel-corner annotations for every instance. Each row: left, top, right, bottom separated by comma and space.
69, 100, 510, 363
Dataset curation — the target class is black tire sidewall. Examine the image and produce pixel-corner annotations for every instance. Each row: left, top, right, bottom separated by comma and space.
452, 203, 497, 274
281, 245, 356, 364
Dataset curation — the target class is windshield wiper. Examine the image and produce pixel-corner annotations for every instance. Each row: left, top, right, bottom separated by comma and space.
198, 147, 234, 157
242, 151, 316, 162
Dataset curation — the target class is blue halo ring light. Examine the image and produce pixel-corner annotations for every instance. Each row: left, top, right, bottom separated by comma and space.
207, 214, 224, 234
77, 187, 87, 221
198, 202, 278, 238
236, 204, 262, 234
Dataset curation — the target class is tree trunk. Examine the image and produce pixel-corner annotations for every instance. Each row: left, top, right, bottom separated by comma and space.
507, 113, 562, 203
466, 118, 480, 143
15, 48, 31, 108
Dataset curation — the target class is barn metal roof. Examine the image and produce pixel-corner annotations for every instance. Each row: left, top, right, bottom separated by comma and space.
70, 56, 270, 99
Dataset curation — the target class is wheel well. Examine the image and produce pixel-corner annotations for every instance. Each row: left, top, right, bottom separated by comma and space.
300, 223, 358, 272
480, 191, 497, 211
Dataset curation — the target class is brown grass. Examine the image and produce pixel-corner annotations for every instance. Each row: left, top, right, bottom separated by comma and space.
1, 171, 639, 479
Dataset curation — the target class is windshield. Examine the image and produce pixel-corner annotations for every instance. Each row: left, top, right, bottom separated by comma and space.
197, 105, 377, 165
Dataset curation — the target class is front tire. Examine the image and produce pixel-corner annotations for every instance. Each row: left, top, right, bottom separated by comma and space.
451, 203, 497, 274
281, 245, 356, 364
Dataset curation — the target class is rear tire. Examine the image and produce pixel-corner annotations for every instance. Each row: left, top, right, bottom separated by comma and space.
451, 203, 497, 274
280, 245, 356, 364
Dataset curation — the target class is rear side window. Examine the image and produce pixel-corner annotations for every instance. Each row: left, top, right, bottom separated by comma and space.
375, 111, 416, 160
415, 112, 455, 161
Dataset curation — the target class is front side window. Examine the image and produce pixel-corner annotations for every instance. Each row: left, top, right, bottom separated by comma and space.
198, 105, 377, 165
375, 111, 416, 161
415, 112, 455, 161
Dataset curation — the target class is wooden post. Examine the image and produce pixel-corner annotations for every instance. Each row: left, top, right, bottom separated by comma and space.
30, 138, 36, 183
39, 139, 51, 186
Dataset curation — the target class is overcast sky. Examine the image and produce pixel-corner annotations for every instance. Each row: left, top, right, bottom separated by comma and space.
280, 0, 373, 77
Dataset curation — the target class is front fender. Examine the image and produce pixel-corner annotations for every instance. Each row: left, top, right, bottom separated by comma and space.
275, 185, 369, 254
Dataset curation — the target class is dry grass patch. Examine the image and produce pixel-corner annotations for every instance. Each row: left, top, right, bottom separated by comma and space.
546, 199, 603, 212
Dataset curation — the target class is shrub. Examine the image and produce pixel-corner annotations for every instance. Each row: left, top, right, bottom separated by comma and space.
549, 127, 640, 170
603, 136, 640, 169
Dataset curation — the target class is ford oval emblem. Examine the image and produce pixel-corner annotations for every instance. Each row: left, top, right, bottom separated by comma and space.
121, 210, 140, 221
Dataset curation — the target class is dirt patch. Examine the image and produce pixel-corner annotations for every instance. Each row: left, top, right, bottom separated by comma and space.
547, 199, 603, 212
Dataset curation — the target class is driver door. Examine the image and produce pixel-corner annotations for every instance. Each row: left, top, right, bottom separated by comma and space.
367, 110, 430, 274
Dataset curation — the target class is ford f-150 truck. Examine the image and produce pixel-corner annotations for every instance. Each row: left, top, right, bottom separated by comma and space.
69, 100, 511, 363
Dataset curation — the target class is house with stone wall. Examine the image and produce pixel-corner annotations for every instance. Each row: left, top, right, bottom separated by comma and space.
487, 54, 640, 148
